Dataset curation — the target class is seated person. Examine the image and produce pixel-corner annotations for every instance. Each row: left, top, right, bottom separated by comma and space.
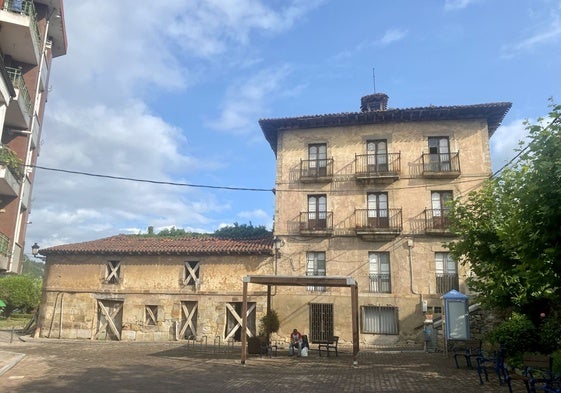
289, 328, 303, 356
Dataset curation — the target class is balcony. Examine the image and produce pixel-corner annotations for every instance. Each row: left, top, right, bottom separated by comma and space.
421, 152, 460, 178
0, 233, 9, 271
436, 273, 459, 294
355, 153, 400, 183
0, 55, 16, 105
355, 208, 402, 240
424, 209, 453, 235
0, 0, 42, 65
299, 211, 333, 236
299, 158, 333, 183
0, 146, 23, 196
5, 66, 32, 129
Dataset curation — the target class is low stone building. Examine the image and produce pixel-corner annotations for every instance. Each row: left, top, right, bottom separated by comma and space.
36, 235, 274, 342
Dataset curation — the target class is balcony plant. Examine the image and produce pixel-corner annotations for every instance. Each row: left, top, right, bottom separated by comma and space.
0, 146, 24, 181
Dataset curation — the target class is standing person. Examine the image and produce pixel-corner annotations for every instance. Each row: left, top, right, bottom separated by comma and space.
289, 328, 303, 356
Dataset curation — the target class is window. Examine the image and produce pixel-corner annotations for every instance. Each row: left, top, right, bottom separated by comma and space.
306, 252, 326, 292
105, 260, 121, 284
308, 143, 327, 176
184, 261, 200, 286
435, 252, 459, 294
145, 305, 158, 326
367, 193, 389, 228
368, 252, 391, 293
366, 140, 388, 172
362, 305, 398, 334
431, 191, 453, 229
307, 194, 327, 230
428, 137, 451, 171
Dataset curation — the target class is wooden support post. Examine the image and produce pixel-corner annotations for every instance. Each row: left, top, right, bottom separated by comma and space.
241, 278, 248, 365
351, 283, 359, 365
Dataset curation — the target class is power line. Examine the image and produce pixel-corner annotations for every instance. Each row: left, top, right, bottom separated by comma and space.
28, 164, 275, 193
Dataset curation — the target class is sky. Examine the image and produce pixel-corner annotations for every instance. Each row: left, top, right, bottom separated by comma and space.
26, 0, 561, 255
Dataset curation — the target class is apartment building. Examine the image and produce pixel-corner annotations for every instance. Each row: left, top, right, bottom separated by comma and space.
0, 0, 67, 273
259, 93, 511, 346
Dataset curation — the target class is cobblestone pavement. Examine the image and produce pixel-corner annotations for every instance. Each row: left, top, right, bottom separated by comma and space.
0, 333, 527, 393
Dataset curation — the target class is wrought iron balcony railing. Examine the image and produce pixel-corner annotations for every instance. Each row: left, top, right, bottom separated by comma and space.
299, 158, 333, 182
421, 152, 460, 177
424, 209, 451, 233
2, 0, 42, 48
436, 273, 459, 294
299, 211, 333, 233
355, 208, 402, 234
6, 67, 32, 116
355, 152, 400, 179
368, 273, 391, 293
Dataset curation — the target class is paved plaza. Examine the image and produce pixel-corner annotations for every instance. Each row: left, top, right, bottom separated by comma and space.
0, 331, 526, 393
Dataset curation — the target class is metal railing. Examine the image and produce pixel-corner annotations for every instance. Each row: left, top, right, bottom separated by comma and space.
436, 273, 459, 294
300, 158, 333, 180
2, 0, 42, 48
299, 211, 333, 232
0, 233, 10, 257
424, 209, 451, 231
6, 67, 32, 115
355, 208, 402, 232
368, 274, 391, 293
421, 152, 460, 174
355, 152, 400, 177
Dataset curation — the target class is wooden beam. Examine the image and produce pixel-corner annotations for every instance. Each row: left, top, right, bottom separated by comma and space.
241, 279, 248, 365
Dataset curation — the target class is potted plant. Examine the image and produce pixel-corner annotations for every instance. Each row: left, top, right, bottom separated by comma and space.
248, 310, 280, 354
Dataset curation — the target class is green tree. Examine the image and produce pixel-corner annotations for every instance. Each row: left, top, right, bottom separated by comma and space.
22, 254, 45, 278
213, 222, 272, 239
447, 101, 561, 344
0, 275, 42, 317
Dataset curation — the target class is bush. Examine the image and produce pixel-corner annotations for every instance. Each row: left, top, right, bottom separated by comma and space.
538, 313, 561, 354
259, 310, 280, 338
488, 312, 537, 357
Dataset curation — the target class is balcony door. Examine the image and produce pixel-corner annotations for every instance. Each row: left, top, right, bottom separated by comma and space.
367, 192, 389, 228
431, 191, 452, 229
366, 140, 388, 172
308, 143, 327, 177
308, 194, 327, 230
428, 137, 451, 171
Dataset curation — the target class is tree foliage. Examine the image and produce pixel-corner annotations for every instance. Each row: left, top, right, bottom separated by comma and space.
22, 254, 45, 278
213, 222, 272, 239
447, 100, 561, 329
0, 274, 42, 317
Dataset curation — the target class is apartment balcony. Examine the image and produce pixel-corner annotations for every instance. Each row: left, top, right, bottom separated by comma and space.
0, 0, 42, 65
299, 158, 333, 183
355, 208, 402, 240
5, 66, 32, 129
0, 56, 16, 105
355, 153, 400, 184
424, 209, 453, 235
436, 273, 459, 294
20, 176, 31, 209
421, 152, 461, 178
0, 232, 10, 271
0, 164, 20, 196
299, 211, 333, 236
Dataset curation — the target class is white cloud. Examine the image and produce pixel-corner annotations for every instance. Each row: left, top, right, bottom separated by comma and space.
490, 119, 530, 173
444, 0, 477, 11
378, 29, 408, 46
207, 65, 292, 135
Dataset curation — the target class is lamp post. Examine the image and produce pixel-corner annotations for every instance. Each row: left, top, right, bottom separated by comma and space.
31, 242, 46, 261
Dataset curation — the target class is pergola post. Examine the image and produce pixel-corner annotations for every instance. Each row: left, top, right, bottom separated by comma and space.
351, 283, 359, 365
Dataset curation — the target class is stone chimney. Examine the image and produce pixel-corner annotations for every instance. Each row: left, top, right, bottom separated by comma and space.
360, 93, 389, 112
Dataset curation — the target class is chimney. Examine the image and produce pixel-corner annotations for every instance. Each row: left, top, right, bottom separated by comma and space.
360, 93, 389, 112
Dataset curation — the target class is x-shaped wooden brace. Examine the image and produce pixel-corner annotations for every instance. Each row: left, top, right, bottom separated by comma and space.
224, 303, 255, 341
184, 262, 200, 285
95, 301, 123, 340
179, 302, 197, 338
145, 306, 157, 325
106, 261, 121, 283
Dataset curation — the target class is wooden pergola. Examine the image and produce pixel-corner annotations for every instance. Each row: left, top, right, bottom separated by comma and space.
240, 275, 360, 365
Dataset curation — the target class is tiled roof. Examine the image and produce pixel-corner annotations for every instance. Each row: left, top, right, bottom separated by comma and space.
40, 235, 274, 256
259, 101, 512, 155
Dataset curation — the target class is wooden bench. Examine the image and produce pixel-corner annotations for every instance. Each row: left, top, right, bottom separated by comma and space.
318, 336, 339, 357
505, 353, 554, 393
452, 339, 482, 369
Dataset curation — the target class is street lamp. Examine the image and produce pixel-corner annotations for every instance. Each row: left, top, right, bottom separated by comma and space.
31, 242, 46, 261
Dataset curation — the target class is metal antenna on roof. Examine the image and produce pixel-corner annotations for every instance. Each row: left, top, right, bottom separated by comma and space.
372, 67, 376, 93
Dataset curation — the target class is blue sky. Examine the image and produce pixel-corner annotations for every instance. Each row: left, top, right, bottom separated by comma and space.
27, 0, 561, 253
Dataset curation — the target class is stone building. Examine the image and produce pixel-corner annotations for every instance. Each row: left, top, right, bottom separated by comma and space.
36, 235, 274, 342
0, 0, 67, 273
259, 93, 511, 347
